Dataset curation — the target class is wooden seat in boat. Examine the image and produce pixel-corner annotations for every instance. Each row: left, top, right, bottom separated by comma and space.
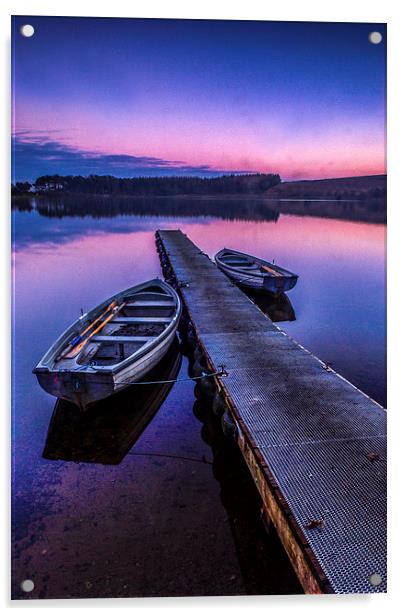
124, 300, 174, 307
92, 335, 155, 343
111, 316, 171, 324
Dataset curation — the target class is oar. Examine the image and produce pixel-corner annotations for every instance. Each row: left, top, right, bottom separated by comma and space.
74, 301, 118, 341
57, 300, 117, 360
62, 301, 126, 359
259, 263, 283, 277
58, 300, 120, 360
79, 299, 118, 336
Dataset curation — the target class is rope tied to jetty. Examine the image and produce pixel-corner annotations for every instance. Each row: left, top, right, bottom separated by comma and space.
71, 363, 228, 386
113, 364, 228, 386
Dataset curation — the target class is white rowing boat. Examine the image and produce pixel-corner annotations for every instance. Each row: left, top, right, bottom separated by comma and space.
214, 248, 298, 295
33, 279, 181, 410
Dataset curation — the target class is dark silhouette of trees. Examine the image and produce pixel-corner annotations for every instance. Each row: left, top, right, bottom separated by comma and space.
34, 175, 66, 191
11, 182, 32, 195
29, 173, 281, 196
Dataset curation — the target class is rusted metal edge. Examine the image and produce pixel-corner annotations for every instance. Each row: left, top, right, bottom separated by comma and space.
155, 231, 333, 594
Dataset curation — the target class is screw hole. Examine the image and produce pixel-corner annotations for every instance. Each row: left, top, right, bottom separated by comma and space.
369, 31, 382, 45
369, 573, 382, 586
20, 24, 35, 38
20, 579, 34, 592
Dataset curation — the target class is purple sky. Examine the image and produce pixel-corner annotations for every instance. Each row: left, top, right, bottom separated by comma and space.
12, 17, 386, 181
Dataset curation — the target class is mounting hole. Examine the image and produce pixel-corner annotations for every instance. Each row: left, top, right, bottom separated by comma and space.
369, 573, 382, 586
20, 579, 35, 592
20, 24, 35, 38
369, 31, 382, 45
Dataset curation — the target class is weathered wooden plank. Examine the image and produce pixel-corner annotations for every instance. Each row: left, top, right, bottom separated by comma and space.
92, 335, 154, 343
125, 300, 174, 307
111, 317, 171, 324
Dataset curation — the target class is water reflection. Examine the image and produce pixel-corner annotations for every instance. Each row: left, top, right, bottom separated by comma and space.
12, 194, 280, 222
192, 383, 303, 595
244, 290, 296, 322
43, 341, 181, 465
12, 193, 386, 223
12, 196, 33, 212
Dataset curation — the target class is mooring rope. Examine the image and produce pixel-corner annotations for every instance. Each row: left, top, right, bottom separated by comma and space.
113, 366, 228, 386
126, 451, 213, 465
68, 365, 228, 387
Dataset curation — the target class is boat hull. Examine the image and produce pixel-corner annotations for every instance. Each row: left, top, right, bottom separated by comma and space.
216, 261, 298, 295
35, 327, 178, 410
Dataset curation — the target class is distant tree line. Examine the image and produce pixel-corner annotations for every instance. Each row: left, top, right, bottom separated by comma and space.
11, 181, 32, 195
11, 173, 281, 196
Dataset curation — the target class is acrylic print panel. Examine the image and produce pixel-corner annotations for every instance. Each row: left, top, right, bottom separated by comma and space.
11, 16, 386, 599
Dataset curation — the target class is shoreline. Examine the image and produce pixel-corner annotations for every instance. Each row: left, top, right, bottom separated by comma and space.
12, 191, 386, 204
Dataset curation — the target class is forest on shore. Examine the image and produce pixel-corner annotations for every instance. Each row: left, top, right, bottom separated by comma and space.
11, 173, 281, 196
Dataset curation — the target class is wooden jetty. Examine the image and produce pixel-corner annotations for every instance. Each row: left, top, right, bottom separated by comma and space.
155, 229, 386, 595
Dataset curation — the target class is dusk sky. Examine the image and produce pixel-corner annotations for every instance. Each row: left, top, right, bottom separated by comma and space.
12, 17, 386, 182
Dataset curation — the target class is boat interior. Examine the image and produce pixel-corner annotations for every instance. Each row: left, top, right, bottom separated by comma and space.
55, 284, 177, 369
219, 251, 283, 277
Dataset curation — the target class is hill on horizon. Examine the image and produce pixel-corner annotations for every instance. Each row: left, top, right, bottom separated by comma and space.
266, 174, 386, 200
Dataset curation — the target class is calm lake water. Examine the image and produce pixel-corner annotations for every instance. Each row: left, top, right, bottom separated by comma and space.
11, 196, 386, 599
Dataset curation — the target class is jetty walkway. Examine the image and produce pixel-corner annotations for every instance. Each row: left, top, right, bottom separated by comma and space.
155, 229, 386, 594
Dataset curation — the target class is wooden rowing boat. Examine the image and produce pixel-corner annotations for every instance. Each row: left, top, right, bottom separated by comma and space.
214, 248, 298, 295
33, 279, 182, 410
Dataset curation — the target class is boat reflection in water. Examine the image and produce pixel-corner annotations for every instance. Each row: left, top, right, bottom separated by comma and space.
43, 340, 182, 465
244, 290, 296, 323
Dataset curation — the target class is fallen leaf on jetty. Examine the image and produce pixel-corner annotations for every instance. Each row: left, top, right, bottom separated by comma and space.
366, 452, 380, 462
304, 519, 324, 529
